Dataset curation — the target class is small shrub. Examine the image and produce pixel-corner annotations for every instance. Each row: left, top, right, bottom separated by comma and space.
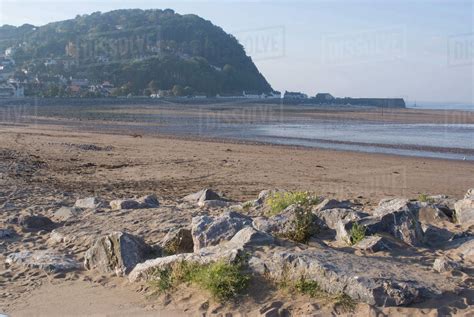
349, 222, 366, 245
334, 293, 357, 312
280, 206, 319, 243
265, 191, 319, 216
148, 268, 173, 294
294, 277, 321, 297
418, 193, 434, 204
241, 201, 254, 212
148, 260, 250, 302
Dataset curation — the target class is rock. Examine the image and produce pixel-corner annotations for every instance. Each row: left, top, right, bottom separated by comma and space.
18, 215, 55, 232
191, 211, 252, 251
464, 188, 474, 199
354, 236, 391, 253
183, 189, 226, 204
446, 237, 474, 259
110, 199, 141, 210
161, 228, 194, 255
229, 227, 274, 247
84, 231, 154, 276
454, 194, 474, 226
418, 206, 450, 224
52, 206, 81, 221
74, 197, 105, 209
373, 198, 419, 217
6, 250, 81, 272
421, 225, 454, 247
0, 228, 15, 239
256, 189, 283, 205
313, 207, 367, 230
337, 206, 424, 247
261, 247, 436, 307
433, 258, 460, 273
129, 238, 245, 282
109, 194, 159, 210
313, 198, 353, 212
197, 200, 232, 208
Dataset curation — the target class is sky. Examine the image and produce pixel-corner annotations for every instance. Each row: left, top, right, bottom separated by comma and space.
0, 0, 473, 104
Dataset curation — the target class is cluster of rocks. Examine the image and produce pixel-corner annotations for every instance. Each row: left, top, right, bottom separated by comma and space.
3, 187, 474, 309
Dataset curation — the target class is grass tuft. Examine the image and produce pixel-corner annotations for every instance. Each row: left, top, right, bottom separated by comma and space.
294, 277, 321, 297
349, 222, 366, 245
418, 193, 434, 204
280, 206, 319, 243
334, 293, 357, 312
265, 191, 319, 216
148, 260, 250, 302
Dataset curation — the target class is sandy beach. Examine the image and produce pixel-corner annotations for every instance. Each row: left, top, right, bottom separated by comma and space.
1, 107, 473, 316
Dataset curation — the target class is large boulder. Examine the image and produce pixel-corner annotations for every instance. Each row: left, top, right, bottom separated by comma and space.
354, 235, 391, 253
418, 206, 450, 224
18, 215, 56, 232
454, 189, 474, 226
110, 194, 160, 210
432, 258, 460, 273
313, 198, 353, 212
84, 231, 154, 276
161, 228, 194, 255
6, 250, 81, 272
191, 211, 252, 251
313, 207, 367, 230
373, 198, 419, 217
336, 206, 424, 246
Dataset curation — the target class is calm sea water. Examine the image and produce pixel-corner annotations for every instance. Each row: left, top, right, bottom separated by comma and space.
407, 102, 474, 112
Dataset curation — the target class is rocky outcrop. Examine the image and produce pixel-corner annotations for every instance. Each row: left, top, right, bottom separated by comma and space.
6, 250, 81, 272
18, 215, 56, 232
373, 198, 419, 217
110, 194, 159, 210
161, 228, 194, 255
313, 207, 367, 230
454, 189, 474, 226
191, 211, 252, 251
336, 201, 424, 246
0, 228, 15, 239
84, 231, 154, 276
313, 198, 353, 212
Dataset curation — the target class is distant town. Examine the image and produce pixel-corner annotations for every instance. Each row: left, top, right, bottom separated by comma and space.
0, 48, 405, 108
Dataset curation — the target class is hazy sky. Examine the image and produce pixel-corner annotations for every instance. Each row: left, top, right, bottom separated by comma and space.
0, 0, 473, 104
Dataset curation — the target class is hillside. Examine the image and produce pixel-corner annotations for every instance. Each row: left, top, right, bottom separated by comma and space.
0, 9, 273, 97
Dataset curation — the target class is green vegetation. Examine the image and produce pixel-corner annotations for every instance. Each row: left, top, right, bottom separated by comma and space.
265, 191, 319, 216
417, 193, 434, 204
334, 293, 357, 313
280, 206, 320, 243
294, 277, 322, 297
148, 260, 250, 302
0, 9, 272, 96
349, 222, 366, 245
241, 201, 254, 212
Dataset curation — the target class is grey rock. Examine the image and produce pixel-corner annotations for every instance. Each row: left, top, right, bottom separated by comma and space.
337, 206, 424, 246
313, 207, 367, 230
183, 189, 226, 204
229, 227, 274, 247
313, 198, 353, 212
161, 228, 194, 255
373, 198, 419, 217
454, 196, 474, 226
18, 215, 55, 232
464, 188, 474, 199
109, 194, 159, 210
433, 258, 460, 273
418, 206, 450, 224
354, 236, 390, 253
191, 211, 252, 251
84, 231, 153, 276
129, 237, 244, 282
421, 225, 454, 247
256, 189, 283, 205
53, 206, 81, 221
198, 199, 232, 208
0, 228, 15, 239
74, 197, 105, 209
6, 250, 81, 272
